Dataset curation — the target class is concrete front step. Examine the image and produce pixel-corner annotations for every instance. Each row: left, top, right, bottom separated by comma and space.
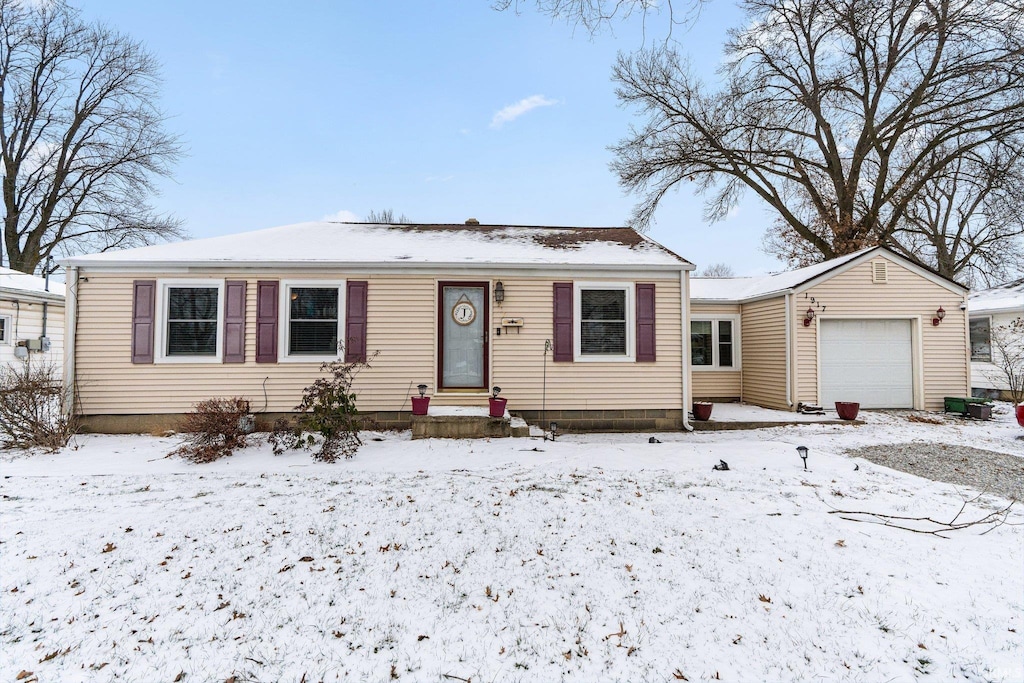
410, 406, 530, 439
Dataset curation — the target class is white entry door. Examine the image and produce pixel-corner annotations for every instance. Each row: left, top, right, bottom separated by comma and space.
820, 319, 914, 409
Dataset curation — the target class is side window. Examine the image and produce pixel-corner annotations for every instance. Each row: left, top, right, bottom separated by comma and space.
691, 317, 740, 369
280, 281, 345, 361
969, 318, 991, 362
0, 315, 9, 343
166, 286, 219, 357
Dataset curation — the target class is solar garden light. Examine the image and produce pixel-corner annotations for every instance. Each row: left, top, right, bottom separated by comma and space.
492, 386, 501, 399
417, 384, 428, 398
797, 445, 809, 470
549, 421, 558, 441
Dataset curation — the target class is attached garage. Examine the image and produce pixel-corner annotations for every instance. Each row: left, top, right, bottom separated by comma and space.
819, 319, 914, 408
690, 246, 970, 413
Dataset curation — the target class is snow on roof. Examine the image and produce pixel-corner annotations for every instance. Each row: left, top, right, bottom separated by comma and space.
62, 222, 692, 269
0, 267, 65, 299
969, 278, 1024, 314
690, 249, 868, 301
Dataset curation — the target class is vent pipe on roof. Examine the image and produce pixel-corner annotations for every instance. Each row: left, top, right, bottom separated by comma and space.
465, 218, 480, 225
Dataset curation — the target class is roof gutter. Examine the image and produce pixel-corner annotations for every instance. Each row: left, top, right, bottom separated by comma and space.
60, 259, 696, 273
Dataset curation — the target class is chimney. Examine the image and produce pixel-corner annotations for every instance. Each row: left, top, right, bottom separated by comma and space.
465, 218, 480, 225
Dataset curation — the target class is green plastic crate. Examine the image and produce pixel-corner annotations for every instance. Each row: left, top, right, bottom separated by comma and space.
944, 396, 991, 414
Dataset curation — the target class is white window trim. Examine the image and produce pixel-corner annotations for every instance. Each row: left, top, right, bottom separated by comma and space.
154, 279, 225, 364
573, 281, 635, 362
969, 315, 993, 363
278, 280, 346, 363
691, 315, 741, 371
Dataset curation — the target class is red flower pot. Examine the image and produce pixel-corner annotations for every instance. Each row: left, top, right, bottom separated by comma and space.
488, 397, 508, 418
692, 402, 713, 421
835, 401, 860, 420
1016, 404, 1024, 428
411, 396, 430, 416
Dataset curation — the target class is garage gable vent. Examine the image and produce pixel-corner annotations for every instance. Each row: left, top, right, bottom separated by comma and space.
871, 260, 888, 283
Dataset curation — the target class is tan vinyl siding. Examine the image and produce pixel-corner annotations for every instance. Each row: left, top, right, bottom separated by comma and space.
795, 257, 968, 411
740, 296, 788, 410
73, 271, 683, 415
690, 302, 741, 399
0, 298, 64, 368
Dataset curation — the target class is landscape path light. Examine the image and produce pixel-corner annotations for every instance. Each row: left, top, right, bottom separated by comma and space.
797, 445, 809, 470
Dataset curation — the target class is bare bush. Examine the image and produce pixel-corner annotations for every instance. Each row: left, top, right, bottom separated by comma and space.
0, 362, 75, 451
170, 398, 251, 464
289, 354, 374, 462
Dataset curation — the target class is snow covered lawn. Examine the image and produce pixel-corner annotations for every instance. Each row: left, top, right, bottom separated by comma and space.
1, 411, 1021, 683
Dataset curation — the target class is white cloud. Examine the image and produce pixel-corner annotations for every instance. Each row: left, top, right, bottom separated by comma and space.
322, 209, 360, 222
490, 95, 558, 129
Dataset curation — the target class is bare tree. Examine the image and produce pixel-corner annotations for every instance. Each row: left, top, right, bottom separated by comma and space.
695, 262, 734, 278
1, 0, 182, 274
612, 0, 1024, 272
364, 209, 411, 224
492, 0, 701, 36
979, 317, 1024, 405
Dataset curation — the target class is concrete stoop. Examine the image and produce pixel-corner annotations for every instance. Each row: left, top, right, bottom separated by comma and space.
410, 410, 531, 439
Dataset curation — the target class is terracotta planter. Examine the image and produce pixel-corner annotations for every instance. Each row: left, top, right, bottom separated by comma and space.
835, 401, 860, 420
692, 402, 714, 421
411, 396, 430, 416
1016, 404, 1024, 429
488, 397, 508, 418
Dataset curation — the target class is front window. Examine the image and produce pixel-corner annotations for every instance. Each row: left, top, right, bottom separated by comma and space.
579, 287, 628, 357
289, 287, 339, 355
970, 317, 991, 362
166, 287, 218, 356
691, 318, 738, 369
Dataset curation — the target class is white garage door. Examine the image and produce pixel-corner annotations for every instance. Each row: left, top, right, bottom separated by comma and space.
820, 319, 914, 409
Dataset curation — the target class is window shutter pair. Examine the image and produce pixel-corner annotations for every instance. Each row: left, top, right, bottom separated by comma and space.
550, 282, 655, 362
256, 280, 368, 362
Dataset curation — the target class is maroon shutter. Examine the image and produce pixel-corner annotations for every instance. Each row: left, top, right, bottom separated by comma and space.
256, 280, 279, 363
345, 280, 368, 362
223, 280, 246, 363
131, 280, 156, 364
636, 283, 656, 362
552, 282, 573, 362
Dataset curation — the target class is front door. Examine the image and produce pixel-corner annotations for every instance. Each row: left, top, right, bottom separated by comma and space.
438, 282, 488, 390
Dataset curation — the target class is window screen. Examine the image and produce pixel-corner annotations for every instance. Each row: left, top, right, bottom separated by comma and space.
969, 318, 991, 362
691, 320, 713, 366
580, 289, 626, 355
718, 320, 734, 367
167, 287, 218, 356
289, 287, 338, 354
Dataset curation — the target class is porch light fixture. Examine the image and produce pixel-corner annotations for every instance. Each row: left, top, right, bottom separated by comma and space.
417, 384, 428, 398
932, 306, 946, 326
494, 281, 505, 303
797, 445, 809, 470
803, 307, 815, 327
492, 386, 501, 399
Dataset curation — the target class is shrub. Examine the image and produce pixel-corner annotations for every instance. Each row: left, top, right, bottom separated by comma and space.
291, 355, 373, 462
0, 362, 75, 451
171, 397, 252, 463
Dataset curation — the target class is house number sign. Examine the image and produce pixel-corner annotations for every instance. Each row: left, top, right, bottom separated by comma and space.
452, 297, 477, 326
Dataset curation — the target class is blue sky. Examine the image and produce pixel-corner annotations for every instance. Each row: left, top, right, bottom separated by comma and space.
76, 1, 783, 275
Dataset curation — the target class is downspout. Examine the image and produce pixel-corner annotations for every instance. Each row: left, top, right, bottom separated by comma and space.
680, 269, 693, 432
784, 292, 793, 407
63, 267, 78, 417
42, 256, 52, 345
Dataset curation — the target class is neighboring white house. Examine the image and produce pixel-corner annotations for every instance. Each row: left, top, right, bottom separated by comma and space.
0, 267, 65, 371
969, 278, 1024, 399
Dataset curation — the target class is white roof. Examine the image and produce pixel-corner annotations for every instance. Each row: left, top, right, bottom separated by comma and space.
62, 222, 691, 270
691, 249, 868, 301
0, 267, 65, 299
969, 279, 1024, 315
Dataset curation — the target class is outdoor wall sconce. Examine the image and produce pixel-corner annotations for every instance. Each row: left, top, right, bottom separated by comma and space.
492, 386, 501, 399
803, 307, 815, 327
932, 306, 946, 326
797, 445, 808, 470
417, 384, 428, 398
494, 281, 505, 303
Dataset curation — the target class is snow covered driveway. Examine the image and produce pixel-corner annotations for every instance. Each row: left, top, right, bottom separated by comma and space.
1, 417, 1022, 682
